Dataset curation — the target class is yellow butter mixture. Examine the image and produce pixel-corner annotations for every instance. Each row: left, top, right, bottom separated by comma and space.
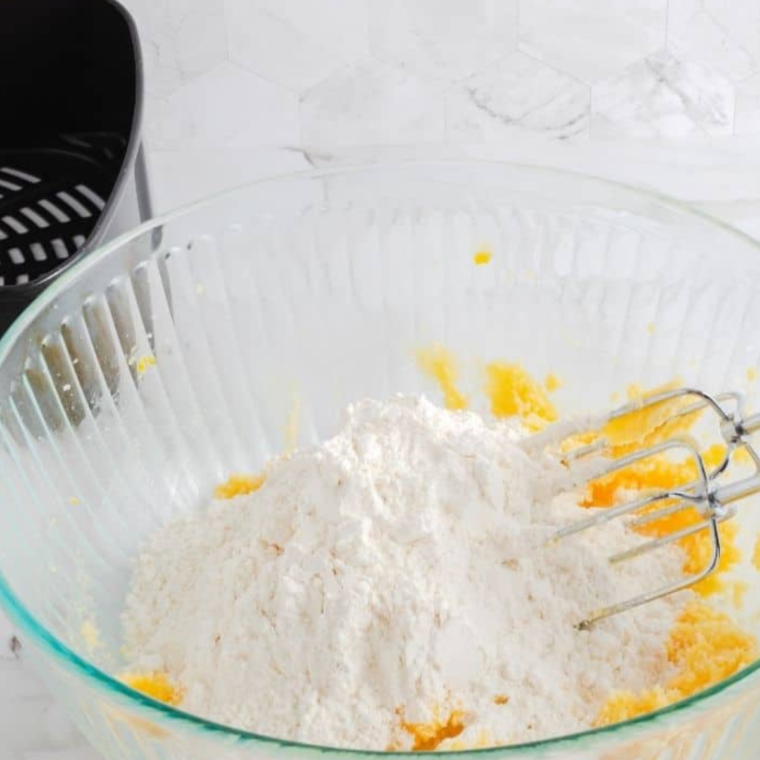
121, 346, 760, 749
417, 346, 760, 730
122, 671, 184, 706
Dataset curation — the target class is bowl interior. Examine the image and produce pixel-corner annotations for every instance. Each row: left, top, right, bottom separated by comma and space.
2, 163, 760, 744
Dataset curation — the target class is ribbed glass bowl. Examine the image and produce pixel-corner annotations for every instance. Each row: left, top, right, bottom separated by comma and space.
3, 162, 760, 760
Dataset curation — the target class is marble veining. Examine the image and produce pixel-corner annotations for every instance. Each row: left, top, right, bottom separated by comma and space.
446, 52, 590, 142
153, 61, 301, 150
591, 49, 735, 137
370, 0, 518, 83
226, 0, 369, 93
518, 0, 667, 83
300, 60, 446, 147
703, 0, 760, 76
667, 0, 758, 82
127, 0, 227, 97
111, 0, 760, 150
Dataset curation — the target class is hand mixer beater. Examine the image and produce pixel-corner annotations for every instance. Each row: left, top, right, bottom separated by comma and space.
525, 387, 760, 630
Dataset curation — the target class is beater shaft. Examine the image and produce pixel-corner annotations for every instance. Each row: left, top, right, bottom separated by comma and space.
534, 387, 760, 629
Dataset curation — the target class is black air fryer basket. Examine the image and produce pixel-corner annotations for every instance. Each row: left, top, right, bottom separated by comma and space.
0, 0, 151, 335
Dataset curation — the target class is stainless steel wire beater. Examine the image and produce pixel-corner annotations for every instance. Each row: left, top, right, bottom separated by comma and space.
525, 388, 760, 630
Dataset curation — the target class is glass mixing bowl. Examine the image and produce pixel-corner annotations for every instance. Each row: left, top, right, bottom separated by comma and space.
2, 162, 760, 760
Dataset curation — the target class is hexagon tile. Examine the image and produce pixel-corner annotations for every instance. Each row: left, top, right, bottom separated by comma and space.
225, 0, 370, 93
446, 53, 590, 142
120, 0, 760, 152
152, 62, 301, 150
591, 50, 734, 137
123, 0, 227, 97
370, 0, 518, 83
704, 0, 760, 74
667, 0, 757, 82
518, 0, 667, 83
301, 61, 446, 147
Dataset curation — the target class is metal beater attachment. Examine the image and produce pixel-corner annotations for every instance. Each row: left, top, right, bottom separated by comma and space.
526, 388, 760, 630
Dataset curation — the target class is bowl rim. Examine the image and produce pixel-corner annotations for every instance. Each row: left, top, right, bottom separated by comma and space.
2, 158, 760, 756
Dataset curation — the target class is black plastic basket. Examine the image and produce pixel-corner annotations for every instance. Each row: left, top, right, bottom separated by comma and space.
0, 0, 150, 335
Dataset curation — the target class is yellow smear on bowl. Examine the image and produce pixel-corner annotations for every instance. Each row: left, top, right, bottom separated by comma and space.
442, 729, 492, 751
122, 671, 184, 706
732, 581, 749, 609
135, 355, 156, 375
582, 442, 727, 508
602, 380, 701, 456
582, 442, 741, 597
80, 620, 101, 652
544, 372, 562, 393
733, 446, 753, 465
401, 710, 467, 751
682, 521, 741, 598
596, 602, 758, 725
485, 362, 557, 431
214, 473, 266, 500
416, 345, 559, 431
415, 348, 759, 737
416, 345, 468, 411
473, 250, 492, 266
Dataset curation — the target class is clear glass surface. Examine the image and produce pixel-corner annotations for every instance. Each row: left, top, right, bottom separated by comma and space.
2, 162, 760, 760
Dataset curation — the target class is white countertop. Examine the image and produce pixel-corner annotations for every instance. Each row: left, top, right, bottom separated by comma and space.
5, 137, 760, 757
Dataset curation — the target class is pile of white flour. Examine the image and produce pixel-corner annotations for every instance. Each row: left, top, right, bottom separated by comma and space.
122, 396, 685, 750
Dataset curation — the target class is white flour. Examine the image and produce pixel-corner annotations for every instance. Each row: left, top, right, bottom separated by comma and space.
122, 396, 685, 750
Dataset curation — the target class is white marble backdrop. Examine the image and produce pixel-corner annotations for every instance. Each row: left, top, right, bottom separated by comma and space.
111, 0, 760, 219
125, 0, 760, 151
